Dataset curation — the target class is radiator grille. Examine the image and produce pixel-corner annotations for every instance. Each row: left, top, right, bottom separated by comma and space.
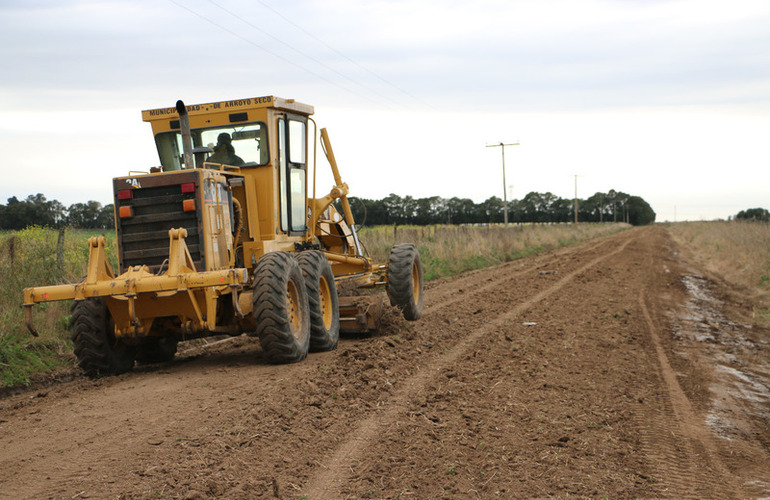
116, 180, 202, 272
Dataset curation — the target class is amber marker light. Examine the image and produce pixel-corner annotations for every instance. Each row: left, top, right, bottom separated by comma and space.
183, 199, 196, 212
119, 206, 133, 218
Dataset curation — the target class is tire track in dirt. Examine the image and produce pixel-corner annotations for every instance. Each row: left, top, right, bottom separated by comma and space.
303, 232, 636, 498
638, 286, 743, 498
6, 227, 769, 499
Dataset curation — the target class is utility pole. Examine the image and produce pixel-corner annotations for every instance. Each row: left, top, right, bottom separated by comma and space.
486, 141, 519, 226
571, 174, 583, 224
599, 194, 604, 223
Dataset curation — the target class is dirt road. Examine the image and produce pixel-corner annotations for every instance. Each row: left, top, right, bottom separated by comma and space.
2, 226, 769, 499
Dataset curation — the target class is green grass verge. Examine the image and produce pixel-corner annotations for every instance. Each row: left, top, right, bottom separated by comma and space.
0, 332, 71, 387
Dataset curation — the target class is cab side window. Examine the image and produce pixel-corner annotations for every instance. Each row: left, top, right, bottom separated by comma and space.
278, 118, 307, 233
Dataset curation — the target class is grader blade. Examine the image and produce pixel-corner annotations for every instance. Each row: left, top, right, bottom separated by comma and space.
338, 295, 384, 334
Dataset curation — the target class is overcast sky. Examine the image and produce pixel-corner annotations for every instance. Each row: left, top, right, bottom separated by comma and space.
1, 0, 769, 222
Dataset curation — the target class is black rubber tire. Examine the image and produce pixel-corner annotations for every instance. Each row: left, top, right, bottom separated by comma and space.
387, 243, 424, 321
135, 337, 178, 364
70, 298, 136, 377
297, 250, 340, 352
250, 252, 311, 363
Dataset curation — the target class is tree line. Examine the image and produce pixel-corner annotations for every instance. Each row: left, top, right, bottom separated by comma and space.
346, 190, 656, 226
1, 190, 658, 230
5, 191, 767, 231
735, 208, 770, 222
0, 194, 113, 230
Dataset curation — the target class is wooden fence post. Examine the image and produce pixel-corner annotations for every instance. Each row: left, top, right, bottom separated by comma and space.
56, 227, 66, 268
7, 235, 16, 265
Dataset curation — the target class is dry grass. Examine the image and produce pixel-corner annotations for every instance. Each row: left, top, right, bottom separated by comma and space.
359, 223, 631, 280
666, 221, 770, 321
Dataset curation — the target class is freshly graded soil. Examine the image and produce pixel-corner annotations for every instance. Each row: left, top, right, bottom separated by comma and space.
1, 226, 769, 499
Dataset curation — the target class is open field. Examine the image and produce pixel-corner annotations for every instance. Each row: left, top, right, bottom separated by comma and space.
667, 221, 770, 325
1, 223, 769, 498
0, 223, 627, 388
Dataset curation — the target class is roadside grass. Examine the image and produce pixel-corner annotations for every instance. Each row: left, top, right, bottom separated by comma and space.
0, 227, 117, 387
666, 220, 770, 323
0, 223, 628, 388
359, 223, 630, 280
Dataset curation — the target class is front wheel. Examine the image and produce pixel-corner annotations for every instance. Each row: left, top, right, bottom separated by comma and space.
297, 250, 340, 352
250, 252, 311, 363
71, 298, 136, 377
387, 243, 424, 321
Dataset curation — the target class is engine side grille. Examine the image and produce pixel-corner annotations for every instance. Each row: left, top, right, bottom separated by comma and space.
115, 174, 202, 272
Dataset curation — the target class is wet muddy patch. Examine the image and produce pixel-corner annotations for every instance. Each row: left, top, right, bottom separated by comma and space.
670, 273, 770, 443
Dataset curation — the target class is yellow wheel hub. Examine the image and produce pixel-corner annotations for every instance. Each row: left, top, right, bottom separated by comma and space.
319, 275, 334, 330
412, 261, 421, 303
286, 280, 302, 337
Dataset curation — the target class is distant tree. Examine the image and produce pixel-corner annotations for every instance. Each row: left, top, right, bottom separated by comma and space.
446, 197, 476, 224
354, 198, 387, 226
476, 196, 504, 224
414, 196, 445, 225
67, 201, 107, 228
736, 208, 770, 222
0, 194, 65, 229
520, 191, 563, 223
626, 196, 656, 225
382, 193, 405, 225
605, 189, 625, 222
583, 192, 609, 222
519, 191, 544, 222
98, 204, 115, 229
551, 197, 572, 223
401, 196, 417, 223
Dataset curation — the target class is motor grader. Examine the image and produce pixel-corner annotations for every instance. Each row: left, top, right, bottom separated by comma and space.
22, 96, 423, 376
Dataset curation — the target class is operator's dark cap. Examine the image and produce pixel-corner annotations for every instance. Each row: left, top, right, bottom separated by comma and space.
217, 133, 232, 145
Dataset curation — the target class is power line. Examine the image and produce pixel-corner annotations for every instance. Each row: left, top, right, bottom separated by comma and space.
166, 0, 382, 106
206, 0, 401, 108
254, 0, 435, 110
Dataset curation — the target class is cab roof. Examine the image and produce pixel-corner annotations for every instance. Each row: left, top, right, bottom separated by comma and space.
141, 96, 314, 123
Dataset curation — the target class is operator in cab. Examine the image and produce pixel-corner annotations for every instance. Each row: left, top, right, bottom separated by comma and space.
207, 132, 244, 166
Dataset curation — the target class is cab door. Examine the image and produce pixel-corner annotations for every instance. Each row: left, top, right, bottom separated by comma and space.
277, 115, 308, 235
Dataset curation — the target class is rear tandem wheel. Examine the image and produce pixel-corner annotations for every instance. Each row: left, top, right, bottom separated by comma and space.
297, 250, 340, 352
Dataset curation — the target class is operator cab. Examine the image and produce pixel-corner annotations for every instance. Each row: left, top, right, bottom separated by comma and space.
154, 122, 269, 170
140, 96, 315, 257
142, 96, 313, 173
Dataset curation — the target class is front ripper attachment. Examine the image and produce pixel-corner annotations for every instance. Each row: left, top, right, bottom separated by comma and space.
23, 229, 248, 338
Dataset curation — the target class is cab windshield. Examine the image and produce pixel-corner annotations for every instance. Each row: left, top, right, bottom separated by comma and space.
154, 122, 268, 170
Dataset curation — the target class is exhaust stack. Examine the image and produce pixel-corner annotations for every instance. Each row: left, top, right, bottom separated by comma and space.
176, 100, 194, 170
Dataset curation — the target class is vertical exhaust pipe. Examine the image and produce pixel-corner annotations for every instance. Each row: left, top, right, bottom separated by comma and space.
176, 100, 194, 170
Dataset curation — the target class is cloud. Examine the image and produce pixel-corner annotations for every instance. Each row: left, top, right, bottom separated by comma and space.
1, 0, 769, 222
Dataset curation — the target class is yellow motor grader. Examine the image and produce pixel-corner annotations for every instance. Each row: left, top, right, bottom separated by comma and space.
22, 96, 423, 376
